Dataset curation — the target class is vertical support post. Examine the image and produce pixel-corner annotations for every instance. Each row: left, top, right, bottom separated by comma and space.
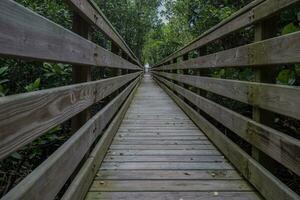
252, 18, 278, 169
121, 51, 129, 75
71, 13, 92, 132
111, 42, 122, 77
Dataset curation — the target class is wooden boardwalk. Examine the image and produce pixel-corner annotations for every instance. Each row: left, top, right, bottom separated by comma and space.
85, 75, 261, 200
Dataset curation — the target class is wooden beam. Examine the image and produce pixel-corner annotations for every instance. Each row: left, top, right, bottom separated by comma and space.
0, 72, 141, 159
71, 13, 92, 132
153, 71, 300, 121
66, 0, 142, 67
154, 77, 300, 200
0, 0, 140, 70
155, 75, 300, 175
1, 77, 140, 200
252, 17, 278, 167
154, 0, 299, 67
154, 31, 300, 71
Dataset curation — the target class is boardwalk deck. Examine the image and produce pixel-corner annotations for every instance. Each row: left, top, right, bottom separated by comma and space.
85, 75, 261, 200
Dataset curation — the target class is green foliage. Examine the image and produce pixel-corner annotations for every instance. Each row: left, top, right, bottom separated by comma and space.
282, 22, 300, 35
277, 69, 296, 85
0, 67, 9, 97
24, 78, 41, 92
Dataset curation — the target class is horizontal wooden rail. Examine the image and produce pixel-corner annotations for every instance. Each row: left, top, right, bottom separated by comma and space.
153, 71, 300, 121
154, 77, 299, 200
61, 76, 141, 200
67, 0, 142, 67
154, 75, 300, 175
0, 0, 140, 70
154, 31, 300, 70
0, 72, 141, 159
154, 0, 299, 67
1, 77, 140, 200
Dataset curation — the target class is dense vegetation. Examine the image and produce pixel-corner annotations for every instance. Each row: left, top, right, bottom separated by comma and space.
0, 0, 299, 197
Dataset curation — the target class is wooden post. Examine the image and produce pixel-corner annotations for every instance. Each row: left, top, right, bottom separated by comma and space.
252, 18, 278, 169
71, 13, 92, 132
111, 42, 122, 94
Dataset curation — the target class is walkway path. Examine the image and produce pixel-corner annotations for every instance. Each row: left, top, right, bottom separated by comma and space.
85, 74, 261, 200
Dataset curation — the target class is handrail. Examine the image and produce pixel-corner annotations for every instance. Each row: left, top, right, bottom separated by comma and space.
153, 0, 299, 67
67, 0, 143, 67
0, 0, 141, 70
152, 0, 300, 200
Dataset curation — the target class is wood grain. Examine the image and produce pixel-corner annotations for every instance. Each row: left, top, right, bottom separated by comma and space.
155, 77, 300, 200
155, 75, 300, 175
154, 71, 300, 121
1, 78, 140, 200
0, 72, 140, 159
66, 0, 141, 67
0, 0, 140, 70
154, 0, 298, 66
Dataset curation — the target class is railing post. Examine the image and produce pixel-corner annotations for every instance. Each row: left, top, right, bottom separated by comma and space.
252, 17, 278, 169
71, 13, 92, 132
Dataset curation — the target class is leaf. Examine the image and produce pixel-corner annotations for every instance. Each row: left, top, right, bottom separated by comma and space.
0, 79, 9, 84
11, 152, 23, 160
282, 23, 300, 35
0, 67, 8, 76
276, 69, 296, 85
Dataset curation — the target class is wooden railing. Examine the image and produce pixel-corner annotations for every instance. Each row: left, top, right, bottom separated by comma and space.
152, 0, 300, 200
0, 0, 142, 199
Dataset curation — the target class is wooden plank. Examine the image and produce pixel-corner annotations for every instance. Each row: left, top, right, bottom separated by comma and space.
100, 162, 233, 170
113, 136, 208, 140
89, 180, 253, 192
154, 0, 299, 66
155, 75, 300, 175
96, 170, 241, 180
61, 76, 141, 200
109, 145, 215, 150
104, 155, 225, 162
86, 192, 261, 200
106, 150, 221, 156
112, 140, 211, 145
155, 30, 300, 71
0, 0, 140, 70
1, 78, 140, 200
66, 0, 141, 67
155, 78, 300, 200
154, 71, 300, 121
0, 72, 140, 159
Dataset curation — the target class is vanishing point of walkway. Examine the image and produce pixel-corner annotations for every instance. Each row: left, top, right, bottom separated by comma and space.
85, 75, 261, 200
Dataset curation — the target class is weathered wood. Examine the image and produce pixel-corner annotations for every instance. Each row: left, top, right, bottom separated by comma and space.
84, 75, 260, 200
155, 77, 300, 200
0, 0, 140, 70
96, 170, 240, 180
155, 75, 300, 175
66, 0, 141, 67
61, 76, 141, 200
104, 155, 225, 162
252, 17, 278, 168
106, 149, 220, 156
1, 78, 140, 200
109, 145, 215, 150
154, 0, 298, 66
90, 180, 253, 192
154, 31, 300, 71
86, 192, 261, 200
154, 71, 300, 120
100, 162, 233, 170
0, 72, 140, 159
71, 13, 92, 132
